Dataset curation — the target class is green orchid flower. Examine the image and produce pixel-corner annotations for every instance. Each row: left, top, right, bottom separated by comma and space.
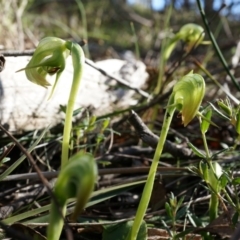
47, 152, 97, 240
17, 37, 71, 96
128, 71, 205, 240
171, 71, 205, 126
18, 37, 85, 168
177, 23, 206, 50
164, 23, 209, 61
18, 37, 95, 240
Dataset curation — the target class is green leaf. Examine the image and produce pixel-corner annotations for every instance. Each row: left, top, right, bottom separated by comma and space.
232, 177, 240, 186
219, 174, 229, 189
188, 142, 206, 158
0, 157, 10, 164
199, 161, 208, 181
63, 105, 85, 119
200, 109, 212, 133
87, 116, 97, 131
236, 108, 240, 134
0, 127, 49, 181
73, 107, 84, 117
102, 220, 147, 240
211, 147, 231, 159
217, 99, 232, 118
59, 104, 67, 113
176, 206, 188, 220
232, 211, 239, 225
187, 213, 197, 227
96, 133, 105, 142
4, 180, 146, 225
102, 118, 110, 131
169, 192, 176, 208
209, 102, 231, 121
207, 162, 222, 192
175, 228, 195, 238
176, 196, 185, 210
165, 202, 173, 219
187, 212, 204, 227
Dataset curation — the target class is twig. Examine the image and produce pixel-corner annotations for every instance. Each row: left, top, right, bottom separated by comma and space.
108, 89, 172, 131
25, 217, 134, 227
0, 49, 35, 56
0, 124, 52, 195
0, 124, 73, 240
128, 110, 192, 159
85, 58, 151, 98
2, 166, 190, 181
0, 49, 151, 99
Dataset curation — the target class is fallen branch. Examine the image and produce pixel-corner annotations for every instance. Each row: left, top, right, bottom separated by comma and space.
128, 110, 193, 159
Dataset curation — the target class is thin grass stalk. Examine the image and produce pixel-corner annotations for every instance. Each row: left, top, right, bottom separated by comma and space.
155, 4, 173, 95
130, 22, 140, 60
196, 0, 240, 91
75, 0, 90, 58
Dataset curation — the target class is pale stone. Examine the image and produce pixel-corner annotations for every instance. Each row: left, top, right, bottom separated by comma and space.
0, 56, 148, 132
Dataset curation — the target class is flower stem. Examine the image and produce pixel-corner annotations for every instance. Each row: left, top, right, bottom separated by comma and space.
209, 192, 218, 221
127, 102, 176, 240
47, 202, 66, 240
61, 42, 85, 169
200, 121, 219, 221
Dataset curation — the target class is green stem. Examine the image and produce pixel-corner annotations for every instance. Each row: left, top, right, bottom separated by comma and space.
233, 134, 240, 150
222, 188, 236, 208
209, 192, 218, 221
61, 42, 85, 169
127, 102, 176, 240
201, 125, 219, 221
47, 202, 66, 240
47, 153, 97, 240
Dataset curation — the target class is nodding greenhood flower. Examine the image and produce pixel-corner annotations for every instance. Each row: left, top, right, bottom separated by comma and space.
170, 71, 205, 126
17, 37, 71, 96
177, 23, 206, 50
164, 23, 209, 61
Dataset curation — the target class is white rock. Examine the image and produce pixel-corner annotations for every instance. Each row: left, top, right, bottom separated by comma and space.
0, 56, 148, 132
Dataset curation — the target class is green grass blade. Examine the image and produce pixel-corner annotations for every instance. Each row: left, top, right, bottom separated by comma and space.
0, 127, 50, 181
3, 180, 145, 224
